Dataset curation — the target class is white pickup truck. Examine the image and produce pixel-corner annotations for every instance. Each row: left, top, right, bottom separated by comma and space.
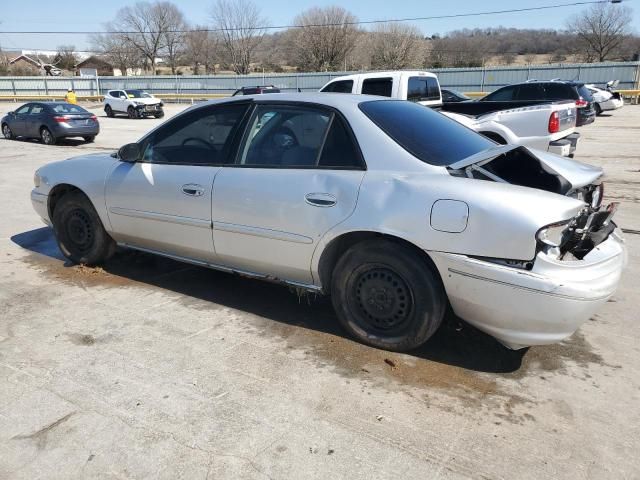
320, 71, 580, 157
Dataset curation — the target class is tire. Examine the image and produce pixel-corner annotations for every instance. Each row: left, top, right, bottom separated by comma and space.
594, 103, 602, 116
40, 127, 56, 145
154, 111, 165, 119
52, 191, 116, 265
83, 136, 95, 143
127, 106, 137, 119
105, 105, 114, 118
2, 123, 13, 140
331, 239, 446, 352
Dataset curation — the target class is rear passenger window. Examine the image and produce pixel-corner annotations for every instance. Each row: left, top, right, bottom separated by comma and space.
407, 77, 441, 102
516, 84, 543, 100
362, 78, 393, 97
321, 80, 354, 93
30, 105, 44, 114
543, 83, 574, 100
238, 105, 363, 169
318, 117, 363, 168
484, 86, 516, 101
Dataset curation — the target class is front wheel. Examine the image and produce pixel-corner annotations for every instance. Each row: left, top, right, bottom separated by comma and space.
331, 239, 446, 352
83, 136, 95, 143
594, 103, 602, 116
127, 106, 138, 119
52, 191, 115, 265
2, 123, 13, 140
40, 127, 56, 145
154, 111, 165, 118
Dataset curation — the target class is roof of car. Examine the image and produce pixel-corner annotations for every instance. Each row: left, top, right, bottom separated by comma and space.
195, 92, 392, 110
327, 71, 438, 83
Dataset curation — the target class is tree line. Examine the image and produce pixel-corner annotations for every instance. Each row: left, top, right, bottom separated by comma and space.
1, 1, 637, 76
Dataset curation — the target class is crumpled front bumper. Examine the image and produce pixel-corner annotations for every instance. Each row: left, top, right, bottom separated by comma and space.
429, 229, 627, 349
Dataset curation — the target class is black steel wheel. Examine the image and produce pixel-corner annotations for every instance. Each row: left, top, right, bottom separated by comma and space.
52, 191, 115, 265
331, 239, 446, 352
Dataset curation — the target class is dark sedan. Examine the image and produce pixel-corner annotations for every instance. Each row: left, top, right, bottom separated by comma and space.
1, 102, 100, 145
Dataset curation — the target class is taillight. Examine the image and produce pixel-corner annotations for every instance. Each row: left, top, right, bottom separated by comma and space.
575, 99, 588, 108
53, 116, 70, 123
90, 115, 97, 121
548, 111, 560, 133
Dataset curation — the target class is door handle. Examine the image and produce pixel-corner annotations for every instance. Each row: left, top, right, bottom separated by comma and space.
182, 184, 205, 197
305, 193, 337, 207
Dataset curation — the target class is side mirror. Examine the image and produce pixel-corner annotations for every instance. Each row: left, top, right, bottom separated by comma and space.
118, 143, 141, 162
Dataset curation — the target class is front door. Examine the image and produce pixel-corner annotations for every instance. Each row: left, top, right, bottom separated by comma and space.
211, 103, 366, 285
12, 104, 32, 136
105, 102, 250, 262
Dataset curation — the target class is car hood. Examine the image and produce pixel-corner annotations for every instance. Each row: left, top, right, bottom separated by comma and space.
131, 97, 161, 105
449, 144, 603, 190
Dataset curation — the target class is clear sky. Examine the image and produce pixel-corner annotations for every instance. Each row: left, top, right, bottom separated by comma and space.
0, 0, 638, 52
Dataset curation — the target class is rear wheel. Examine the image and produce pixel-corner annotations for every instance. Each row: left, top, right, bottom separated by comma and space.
2, 123, 13, 140
52, 191, 115, 265
40, 127, 56, 145
331, 239, 446, 352
83, 136, 95, 143
105, 105, 114, 118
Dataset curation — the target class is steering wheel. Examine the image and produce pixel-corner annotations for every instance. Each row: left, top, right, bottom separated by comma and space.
182, 137, 213, 149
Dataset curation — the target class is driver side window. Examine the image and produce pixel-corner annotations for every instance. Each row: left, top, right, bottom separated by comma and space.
142, 103, 248, 165
16, 105, 31, 114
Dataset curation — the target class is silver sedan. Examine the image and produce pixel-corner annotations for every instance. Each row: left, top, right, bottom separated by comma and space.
31, 93, 626, 351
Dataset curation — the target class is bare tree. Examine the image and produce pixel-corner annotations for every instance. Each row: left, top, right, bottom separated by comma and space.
91, 31, 144, 75
369, 23, 424, 70
111, 1, 185, 75
54, 45, 78, 71
162, 4, 187, 74
289, 6, 359, 71
209, 0, 266, 75
566, 3, 632, 62
184, 27, 220, 74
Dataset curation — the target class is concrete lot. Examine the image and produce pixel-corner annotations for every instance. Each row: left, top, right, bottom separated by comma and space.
1, 102, 639, 479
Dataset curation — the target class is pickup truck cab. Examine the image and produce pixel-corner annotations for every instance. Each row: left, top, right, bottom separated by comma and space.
320, 71, 579, 157
320, 71, 442, 107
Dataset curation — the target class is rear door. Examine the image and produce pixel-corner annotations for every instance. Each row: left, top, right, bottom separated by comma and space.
211, 102, 365, 285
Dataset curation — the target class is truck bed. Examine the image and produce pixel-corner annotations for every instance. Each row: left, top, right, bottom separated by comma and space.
440, 100, 574, 118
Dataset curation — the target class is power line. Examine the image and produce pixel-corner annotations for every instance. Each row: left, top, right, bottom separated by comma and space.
0, 0, 620, 35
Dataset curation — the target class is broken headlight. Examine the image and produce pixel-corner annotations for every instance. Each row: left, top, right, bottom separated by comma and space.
536, 221, 569, 247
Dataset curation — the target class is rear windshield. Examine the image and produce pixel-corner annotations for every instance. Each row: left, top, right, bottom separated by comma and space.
50, 104, 88, 114
577, 84, 594, 101
359, 100, 494, 166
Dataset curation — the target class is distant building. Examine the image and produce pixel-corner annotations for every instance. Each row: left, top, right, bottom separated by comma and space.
75, 56, 115, 76
9, 54, 41, 69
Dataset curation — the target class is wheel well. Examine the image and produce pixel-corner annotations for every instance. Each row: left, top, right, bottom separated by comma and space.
47, 184, 83, 219
479, 131, 507, 144
318, 231, 441, 293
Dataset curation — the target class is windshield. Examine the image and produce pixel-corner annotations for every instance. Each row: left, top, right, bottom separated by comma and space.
125, 90, 152, 99
359, 100, 494, 166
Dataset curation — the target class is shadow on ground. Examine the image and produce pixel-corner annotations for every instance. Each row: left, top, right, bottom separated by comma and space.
12, 227, 528, 375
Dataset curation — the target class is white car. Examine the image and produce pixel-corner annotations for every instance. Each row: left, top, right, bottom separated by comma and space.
31, 94, 626, 352
586, 84, 624, 115
103, 89, 164, 119
320, 72, 580, 157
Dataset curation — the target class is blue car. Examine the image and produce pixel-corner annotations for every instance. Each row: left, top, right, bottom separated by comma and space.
1, 102, 100, 145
